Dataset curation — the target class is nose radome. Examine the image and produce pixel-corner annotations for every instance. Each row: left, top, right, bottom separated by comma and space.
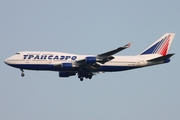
4, 57, 13, 65
4, 59, 9, 65
4, 55, 18, 65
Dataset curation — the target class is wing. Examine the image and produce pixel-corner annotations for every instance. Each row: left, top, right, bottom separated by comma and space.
75, 42, 132, 66
97, 42, 131, 64
55, 43, 131, 70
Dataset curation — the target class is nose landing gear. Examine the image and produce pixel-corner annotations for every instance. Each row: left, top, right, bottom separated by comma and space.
20, 69, 25, 77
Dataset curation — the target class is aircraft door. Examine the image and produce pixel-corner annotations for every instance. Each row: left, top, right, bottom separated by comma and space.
136, 60, 147, 66
26, 58, 30, 63
25, 54, 34, 63
47, 54, 53, 63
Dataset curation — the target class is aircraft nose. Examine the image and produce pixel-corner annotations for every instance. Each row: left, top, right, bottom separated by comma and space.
4, 58, 13, 65
4, 59, 9, 65
4, 55, 17, 65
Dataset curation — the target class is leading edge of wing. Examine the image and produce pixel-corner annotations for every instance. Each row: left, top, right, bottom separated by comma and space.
97, 42, 131, 57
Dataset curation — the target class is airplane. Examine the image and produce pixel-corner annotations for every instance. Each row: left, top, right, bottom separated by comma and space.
4, 33, 175, 81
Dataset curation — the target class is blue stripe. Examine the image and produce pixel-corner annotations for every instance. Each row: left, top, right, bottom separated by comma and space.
8, 64, 140, 72
153, 39, 164, 53
141, 42, 160, 55
99, 66, 139, 71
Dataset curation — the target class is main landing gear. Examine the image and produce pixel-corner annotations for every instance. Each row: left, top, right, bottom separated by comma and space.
78, 72, 93, 81
20, 69, 25, 77
80, 77, 83, 81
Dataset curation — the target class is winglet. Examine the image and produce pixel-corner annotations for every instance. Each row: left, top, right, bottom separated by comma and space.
124, 42, 132, 48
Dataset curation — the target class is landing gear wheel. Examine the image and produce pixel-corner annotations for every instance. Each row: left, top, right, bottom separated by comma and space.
21, 73, 25, 77
20, 69, 25, 77
80, 78, 83, 81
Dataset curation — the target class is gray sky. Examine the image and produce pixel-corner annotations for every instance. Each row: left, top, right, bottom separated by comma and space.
0, 0, 180, 120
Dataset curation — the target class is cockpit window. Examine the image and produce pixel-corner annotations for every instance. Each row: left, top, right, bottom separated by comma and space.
15, 53, 20, 55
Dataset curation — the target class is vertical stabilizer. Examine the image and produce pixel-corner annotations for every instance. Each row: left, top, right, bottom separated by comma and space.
140, 33, 175, 56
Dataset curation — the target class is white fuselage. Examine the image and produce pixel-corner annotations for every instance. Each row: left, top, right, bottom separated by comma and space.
5, 51, 163, 72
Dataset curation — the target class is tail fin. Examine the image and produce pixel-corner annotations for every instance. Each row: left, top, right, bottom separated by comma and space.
140, 33, 175, 56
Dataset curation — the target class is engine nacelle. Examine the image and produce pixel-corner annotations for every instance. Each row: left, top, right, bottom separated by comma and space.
61, 63, 73, 70
85, 57, 96, 64
59, 72, 76, 77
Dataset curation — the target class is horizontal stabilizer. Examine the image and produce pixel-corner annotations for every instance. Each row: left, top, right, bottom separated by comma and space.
148, 53, 174, 62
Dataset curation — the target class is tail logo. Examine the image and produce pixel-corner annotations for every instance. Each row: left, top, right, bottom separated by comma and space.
141, 35, 171, 56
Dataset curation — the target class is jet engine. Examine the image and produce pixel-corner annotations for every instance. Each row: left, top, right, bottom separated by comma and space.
60, 63, 73, 70
85, 57, 96, 64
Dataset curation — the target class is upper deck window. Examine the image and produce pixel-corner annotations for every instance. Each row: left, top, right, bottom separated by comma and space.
15, 53, 20, 55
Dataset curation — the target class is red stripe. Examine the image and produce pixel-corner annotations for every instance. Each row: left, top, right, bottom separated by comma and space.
160, 42, 169, 56
158, 35, 170, 55
159, 39, 169, 54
